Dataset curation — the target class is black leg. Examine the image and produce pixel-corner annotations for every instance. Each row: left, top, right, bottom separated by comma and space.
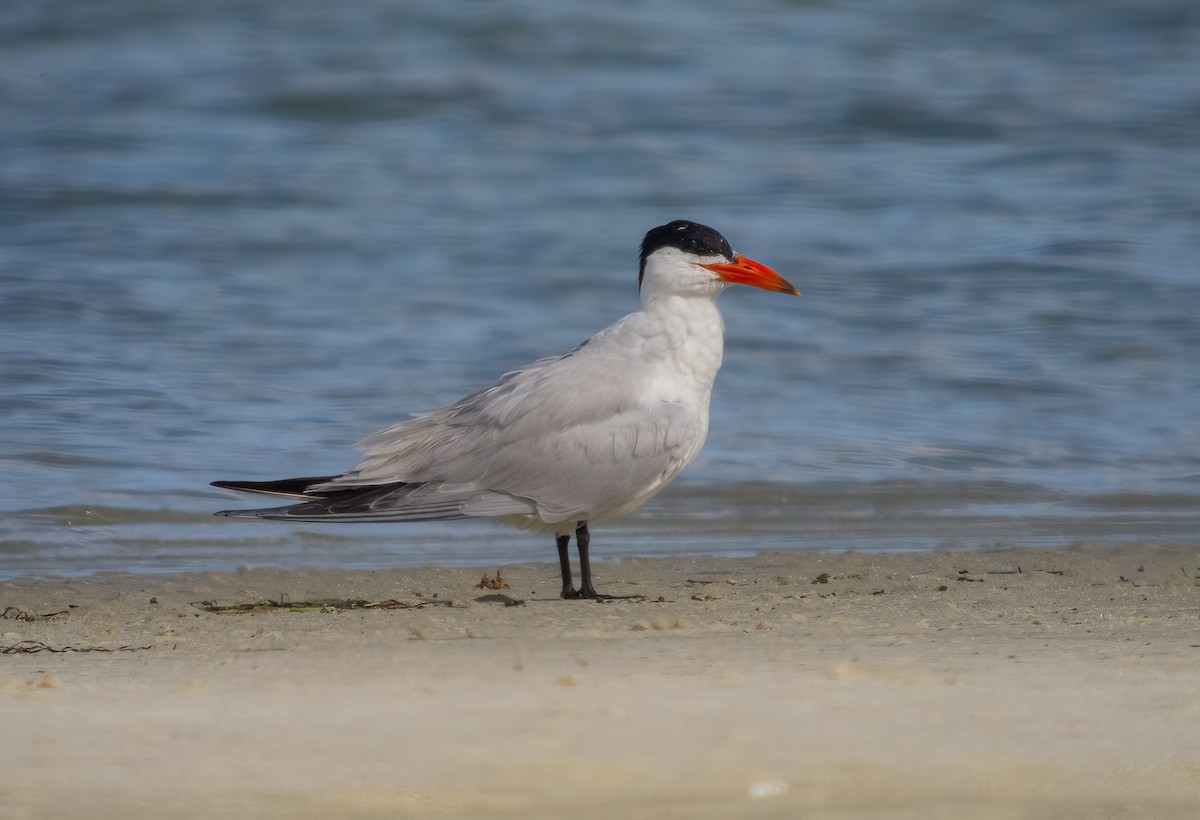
556, 533, 579, 599
557, 522, 641, 600
575, 521, 598, 599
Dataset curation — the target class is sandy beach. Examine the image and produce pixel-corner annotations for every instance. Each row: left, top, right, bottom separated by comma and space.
3, 543, 1199, 819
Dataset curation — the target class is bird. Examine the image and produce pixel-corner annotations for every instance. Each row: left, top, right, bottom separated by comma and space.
212, 220, 799, 599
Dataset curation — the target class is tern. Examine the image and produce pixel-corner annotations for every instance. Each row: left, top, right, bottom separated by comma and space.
212, 220, 798, 599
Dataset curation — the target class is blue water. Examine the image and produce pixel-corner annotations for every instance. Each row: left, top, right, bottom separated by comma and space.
3, 0, 1199, 578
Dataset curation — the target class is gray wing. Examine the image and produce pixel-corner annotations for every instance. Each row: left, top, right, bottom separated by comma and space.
313, 339, 707, 523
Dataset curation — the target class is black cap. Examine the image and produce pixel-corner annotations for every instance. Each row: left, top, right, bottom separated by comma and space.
639, 220, 733, 289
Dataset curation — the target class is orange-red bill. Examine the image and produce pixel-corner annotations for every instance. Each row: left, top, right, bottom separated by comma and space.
701, 255, 799, 296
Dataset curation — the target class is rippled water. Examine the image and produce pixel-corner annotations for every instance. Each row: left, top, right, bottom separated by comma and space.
3, 0, 1199, 578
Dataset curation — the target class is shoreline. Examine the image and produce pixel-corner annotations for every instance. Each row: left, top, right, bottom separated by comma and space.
5, 543, 1199, 818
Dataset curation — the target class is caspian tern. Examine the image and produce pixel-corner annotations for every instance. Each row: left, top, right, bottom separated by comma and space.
212, 220, 798, 599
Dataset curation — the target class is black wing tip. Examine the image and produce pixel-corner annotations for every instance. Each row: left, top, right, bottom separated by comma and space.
214, 506, 296, 519
211, 481, 451, 522
213, 507, 270, 518
210, 475, 342, 495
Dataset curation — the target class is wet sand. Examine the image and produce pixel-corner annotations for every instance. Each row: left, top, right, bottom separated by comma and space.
4, 543, 1199, 819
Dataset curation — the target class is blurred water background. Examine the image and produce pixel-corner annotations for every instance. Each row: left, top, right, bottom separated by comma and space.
2, 0, 1198, 578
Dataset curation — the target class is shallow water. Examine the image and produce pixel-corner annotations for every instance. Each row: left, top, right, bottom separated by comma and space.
3, 0, 1199, 578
